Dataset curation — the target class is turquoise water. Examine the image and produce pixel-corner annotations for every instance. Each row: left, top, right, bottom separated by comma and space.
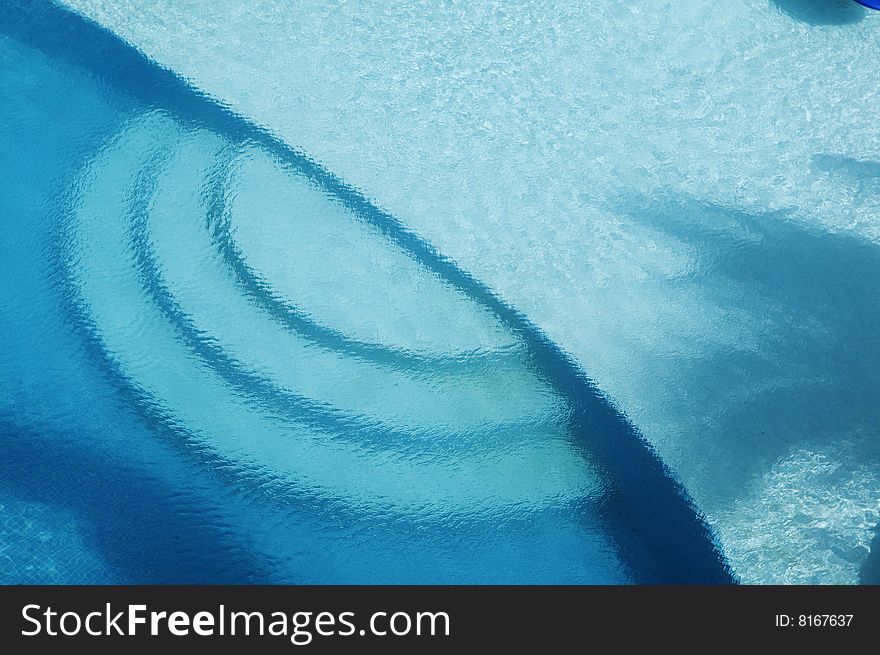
0, 1, 733, 583
2, 0, 879, 584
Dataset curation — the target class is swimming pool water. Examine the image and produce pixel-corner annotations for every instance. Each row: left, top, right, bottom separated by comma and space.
0, 1, 735, 584
2, 0, 879, 584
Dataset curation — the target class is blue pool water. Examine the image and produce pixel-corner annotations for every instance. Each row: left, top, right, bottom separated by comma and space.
0, 1, 733, 583
2, 1, 878, 584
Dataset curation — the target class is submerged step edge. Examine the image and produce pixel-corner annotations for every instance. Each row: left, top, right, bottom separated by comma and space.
2, 0, 735, 584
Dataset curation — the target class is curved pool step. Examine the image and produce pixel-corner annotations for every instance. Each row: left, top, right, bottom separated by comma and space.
214, 144, 517, 363
206, 155, 518, 373
14, 0, 736, 582
136, 126, 564, 443
66, 109, 607, 518
59, 98, 732, 584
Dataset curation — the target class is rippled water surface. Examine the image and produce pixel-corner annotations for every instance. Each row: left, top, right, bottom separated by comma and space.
0, 2, 737, 583
2, 0, 879, 584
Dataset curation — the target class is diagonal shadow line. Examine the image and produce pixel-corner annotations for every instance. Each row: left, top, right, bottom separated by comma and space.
3, 0, 735, 583
123, 143, 557, 458
61, 122, 576, 529
126, 148, 445, 451
203, 145, 522, 374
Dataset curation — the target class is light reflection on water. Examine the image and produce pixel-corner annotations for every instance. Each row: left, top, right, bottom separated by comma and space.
0, 2, 732, 583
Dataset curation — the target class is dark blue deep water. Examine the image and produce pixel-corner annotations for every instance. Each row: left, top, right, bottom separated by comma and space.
0, 1, 732, 583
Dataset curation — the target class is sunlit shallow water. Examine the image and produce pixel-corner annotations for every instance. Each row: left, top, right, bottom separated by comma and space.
2, 0, 879, 583
0, 1, 736, 583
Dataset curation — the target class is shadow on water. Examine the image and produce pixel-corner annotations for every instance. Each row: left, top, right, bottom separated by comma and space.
770, 0, 867, 24
812, 152, 880, 587
0, 0, 734, 582
0, 419, 278, 583
610, 193, 880, 495
812, 154, 880, 197
861, 527, 880, 584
